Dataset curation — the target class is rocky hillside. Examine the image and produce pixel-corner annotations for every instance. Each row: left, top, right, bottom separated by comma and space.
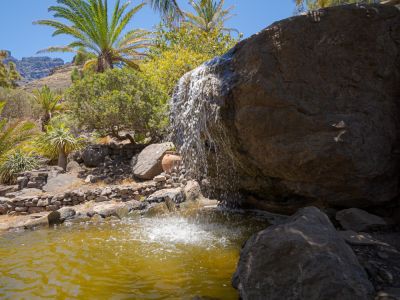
22, 64, 76, 92
3, 51, 64, 82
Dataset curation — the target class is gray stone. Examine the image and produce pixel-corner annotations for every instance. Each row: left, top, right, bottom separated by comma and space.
82, 145, 110, 168
43, 173, 82, 193
57, 207, 76, 222
336, 208, 387, 232
132, 143, 174, 180
154, 175, 167, 182
233, 207, 374, 300
95, 196, 108, 203
66, 161, 82, 173
338, 230, 391, 247
146, 187, 185, 204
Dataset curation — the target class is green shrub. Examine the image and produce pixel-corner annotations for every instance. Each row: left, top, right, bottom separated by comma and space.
142, 24, 239, 96
0, 150, 39, 184
66, 68, 168, 143
0, 88, 40, 120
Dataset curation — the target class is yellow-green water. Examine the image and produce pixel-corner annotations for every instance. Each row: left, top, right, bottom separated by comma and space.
0, 210, 268, 300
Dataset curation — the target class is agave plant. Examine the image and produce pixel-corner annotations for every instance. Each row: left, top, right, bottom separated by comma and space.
34, 0, 153, 72
33, 85, 63, 132
0, 150, 39, 184
183, 0, 238, 34
36, 124, 83, 170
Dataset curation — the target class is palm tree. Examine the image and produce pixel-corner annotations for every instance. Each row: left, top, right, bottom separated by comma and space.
183, 0, 238, 34
0, 51, 21, 88
37, 124, 83, 170
33, 85, 63, 132
147, 0, 183, 22
34, 0, 153, 72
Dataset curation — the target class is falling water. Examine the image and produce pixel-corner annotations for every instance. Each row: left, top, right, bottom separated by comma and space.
170, 52, 241, 203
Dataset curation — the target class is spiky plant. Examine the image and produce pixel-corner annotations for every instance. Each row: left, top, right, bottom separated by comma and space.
34, 0, 153, 72
183, 0, 238, 34
0, 150, 39, 184
33, 85, 63, 132
0, 102, 37, 157
0, 51, 21, 88
36, 124, 83, 170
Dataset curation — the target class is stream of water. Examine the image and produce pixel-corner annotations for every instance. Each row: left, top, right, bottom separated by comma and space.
0, 210, 268, 299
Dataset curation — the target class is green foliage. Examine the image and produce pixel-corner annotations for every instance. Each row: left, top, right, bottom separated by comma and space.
34, 0, 152, 72
0, 102, 38, 182
0, 51, 21, 88
72, 47, 97, 66
0, 102, 37, 158
37, 124, 83, 158
184, 0, 238, 34
0, 150, 39, 184
295, 0, 377, 10
0, 88, 40, 120
66, 68, 168, 143
147, 0, 183, 22
142, 24, 238, 95
33, 85, 63, 131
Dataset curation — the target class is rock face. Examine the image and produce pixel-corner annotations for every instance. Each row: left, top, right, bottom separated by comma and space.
82, 145, 110, 168
336, 208, 388, 232
3, 51, 64, 82
132, 143, 174, 180
171, 4, 400, 210
232, 207, 374, 300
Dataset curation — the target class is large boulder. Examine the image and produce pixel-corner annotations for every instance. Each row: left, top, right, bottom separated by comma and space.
171, 4, 400, 210
82, 145, 110, 168
132, 143, 174, 180
336, 208, 387, 232
232, 207, 374, 300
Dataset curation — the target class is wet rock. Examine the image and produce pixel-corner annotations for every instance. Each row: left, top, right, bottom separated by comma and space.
132, 143, 174, 180
171, 4, 400, 210
233, 207, 374, 300
146, 188, 185, 204
375, 288, 400, 300
336, 208, 387, 232
57, 207, 76, 222
338, 230, 391, 247
183, 180, 203, 202
154, 175, 167, 182
144, 202, 170, 217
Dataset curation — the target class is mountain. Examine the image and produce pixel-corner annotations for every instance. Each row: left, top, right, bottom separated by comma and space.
2, 51, 64, 82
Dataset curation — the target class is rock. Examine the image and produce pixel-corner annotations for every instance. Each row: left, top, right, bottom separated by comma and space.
66, 161, 82, 173
23, 211, 61, 229
336, 208, 387, 232
95, 195, 108, 203
375, 288, 400, 300
3, 52, 64, 81
85, 175, 94, 183
144, 202, 170, 217
183, 180, 203, 202
161, 153, 182, 174
338, 230, 391, 247
171, 4, 400, 210
154, 175, 167, 182
132, 143, 174, 180
232, 207, 374, 300
146, 188, 185, 204
82, 145, 110, 168
57, 207, 76, 222
43, 173, 82, 193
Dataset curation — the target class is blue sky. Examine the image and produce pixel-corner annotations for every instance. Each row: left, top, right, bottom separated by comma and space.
0, 0, 297, 62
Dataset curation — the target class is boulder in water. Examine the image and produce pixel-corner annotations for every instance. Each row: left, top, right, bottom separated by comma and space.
171, 4, 400, 211
232, 207, 374, 300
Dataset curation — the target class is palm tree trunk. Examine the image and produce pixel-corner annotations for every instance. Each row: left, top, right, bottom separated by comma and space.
41, 112, 51, 132
58, 147, 67, 171
97, 52, 113, 73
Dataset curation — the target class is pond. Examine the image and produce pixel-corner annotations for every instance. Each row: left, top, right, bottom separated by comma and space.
0, 209, 268, 299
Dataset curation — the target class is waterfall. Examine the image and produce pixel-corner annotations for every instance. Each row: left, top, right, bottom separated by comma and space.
170, 51, 241, 203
